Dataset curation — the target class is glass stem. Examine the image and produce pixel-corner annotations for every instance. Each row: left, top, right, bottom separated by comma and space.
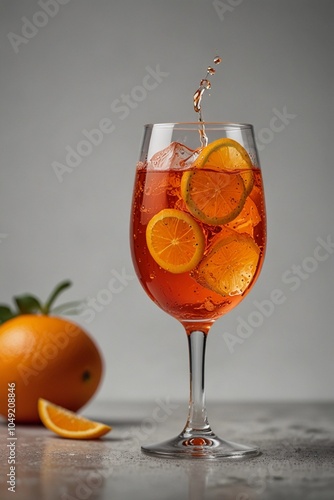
184, 330, 211, 434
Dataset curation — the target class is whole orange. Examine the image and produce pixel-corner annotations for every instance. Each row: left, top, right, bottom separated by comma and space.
0, 315, 103, 423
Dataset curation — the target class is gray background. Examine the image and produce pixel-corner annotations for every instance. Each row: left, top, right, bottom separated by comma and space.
0, 0, 333, 404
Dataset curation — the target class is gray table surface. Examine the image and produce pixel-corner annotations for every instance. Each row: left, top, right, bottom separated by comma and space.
1, 401, 333, 500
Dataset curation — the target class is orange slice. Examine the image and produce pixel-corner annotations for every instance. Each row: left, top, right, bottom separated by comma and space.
195, 232, 260, 296
192, 137, 254, 196
38, 399, 112, 440
181, 169, 246, 225
146, 208, 205, 274
225, 196, 261, 236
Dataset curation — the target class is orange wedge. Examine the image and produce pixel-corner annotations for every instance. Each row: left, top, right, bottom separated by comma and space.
146, 208, 205, 273
181, 169, 246, 225
195, 232, 260, 296
225, 196, 261, 236
192, 137, 254, 196
38, 399, 112, 440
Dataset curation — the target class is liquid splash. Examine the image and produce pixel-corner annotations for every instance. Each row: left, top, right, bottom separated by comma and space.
193, 56, 222, 146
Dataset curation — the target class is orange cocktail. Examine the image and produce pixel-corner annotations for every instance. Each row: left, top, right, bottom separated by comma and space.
131, 137, 266, 332
130, 121, 267, 458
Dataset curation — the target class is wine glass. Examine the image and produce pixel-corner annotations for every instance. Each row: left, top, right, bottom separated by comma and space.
130, 122, 266, 458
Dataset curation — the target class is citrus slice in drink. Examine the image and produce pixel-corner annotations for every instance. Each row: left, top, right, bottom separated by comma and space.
225, 196, 261, 236
38, 398, 112, 439
146, 208, 205, 274
181, 169, 246, 225
192, 137, 254, 196
195, 232, 260, 296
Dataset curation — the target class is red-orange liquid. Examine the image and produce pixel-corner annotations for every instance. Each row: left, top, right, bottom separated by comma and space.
130, 165, 266, 328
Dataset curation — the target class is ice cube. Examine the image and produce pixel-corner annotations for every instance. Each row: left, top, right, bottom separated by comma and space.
148, 142, 199, 170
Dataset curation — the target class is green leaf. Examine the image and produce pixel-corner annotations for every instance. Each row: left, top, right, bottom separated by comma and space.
0, 305, 15, 325
42, 280, 72, 314
14, 295, 42, 315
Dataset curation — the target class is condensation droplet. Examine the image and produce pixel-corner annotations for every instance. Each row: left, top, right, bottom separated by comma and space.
207, 66, 215, 75
140, 205, 149, 213
214, 56, 222, 64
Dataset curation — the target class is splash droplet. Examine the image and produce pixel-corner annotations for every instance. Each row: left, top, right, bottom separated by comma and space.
193, 88, 205, 113
200, 78, 211, 89
200, 79, 211, 89
193, 55, 222, 146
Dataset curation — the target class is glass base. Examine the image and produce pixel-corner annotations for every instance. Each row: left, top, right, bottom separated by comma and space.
141, 429, 260, 459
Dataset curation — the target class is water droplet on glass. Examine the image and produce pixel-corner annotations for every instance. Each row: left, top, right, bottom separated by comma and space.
214, 56, 222, 64
207, 66, 215, 75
